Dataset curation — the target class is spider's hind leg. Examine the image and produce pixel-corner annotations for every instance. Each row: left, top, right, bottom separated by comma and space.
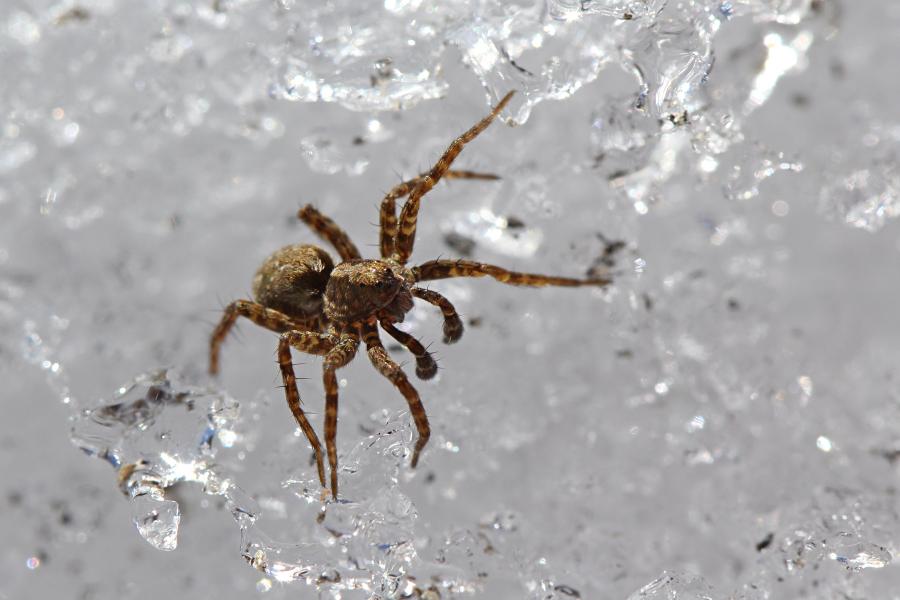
298, 205, 361, 261
380, 320, 438, 380
362, 323, 431, 468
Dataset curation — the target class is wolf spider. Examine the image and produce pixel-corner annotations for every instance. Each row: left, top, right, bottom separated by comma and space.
209, 92, 611, 499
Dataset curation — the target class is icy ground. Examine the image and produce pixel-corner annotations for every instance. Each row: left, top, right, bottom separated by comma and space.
3, 1, 900, 598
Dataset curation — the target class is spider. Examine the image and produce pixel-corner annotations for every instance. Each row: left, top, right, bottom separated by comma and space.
209, 92, 611, 499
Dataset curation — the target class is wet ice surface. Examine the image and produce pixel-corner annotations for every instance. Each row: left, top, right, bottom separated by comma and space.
4, 0, 900, 598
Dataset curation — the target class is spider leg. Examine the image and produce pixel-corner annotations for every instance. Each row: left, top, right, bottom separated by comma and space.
277, 330, 342, 490
209, 299, 316, 375
380, 320, 438, 380
362, 323, 431, 469
380, 170, 500, 259
320, 332, 360, 499
298, 205, 362, 261
392, 92, 515, 265
410, 288, 464, 344
412, 259, 612, 287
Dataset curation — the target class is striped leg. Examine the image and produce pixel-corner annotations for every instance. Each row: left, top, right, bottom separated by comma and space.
411, 288, 464, 344
298, 205, 361, 261
392, 92, 514, 265
209, 300, 314, 375
412, 259, 612, 287
380, 320, 438, 380
276, 330, 340, 489
379, 170, 499, 258
362, 323, 431, 469
320, 333, 360, 499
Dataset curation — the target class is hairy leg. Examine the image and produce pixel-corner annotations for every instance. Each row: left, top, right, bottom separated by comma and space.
276, 330, 341, 489
413, 259, 612, 287
380, 320, 438, 380
392, 92, 514, 264
320, 333, 360, 499
362, 323, 431, 468
298, 204, 361, 261
209, 299, 316, 375
379, 170, 499, 258
410, 288, 464, 344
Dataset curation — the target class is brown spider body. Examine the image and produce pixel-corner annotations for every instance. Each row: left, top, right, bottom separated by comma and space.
209, 92, 612, 499
251, 244, 333, 319
323, 259, 413, 325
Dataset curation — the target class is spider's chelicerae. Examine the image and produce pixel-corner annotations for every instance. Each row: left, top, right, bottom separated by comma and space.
209, 92, 611, 499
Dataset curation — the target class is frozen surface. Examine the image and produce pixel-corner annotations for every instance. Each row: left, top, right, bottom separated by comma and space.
3, 0, 900, 598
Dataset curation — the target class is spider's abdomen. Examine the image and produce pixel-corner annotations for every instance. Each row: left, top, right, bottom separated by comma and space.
324, 259, 413, 324
252, 244, 333, 319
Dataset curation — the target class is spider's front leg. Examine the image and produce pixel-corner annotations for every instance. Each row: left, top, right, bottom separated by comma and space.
410, 288, 464, 344
362, 323, 431, 469
412, 259, 612, 287
277, 330, 343, 491
379, 170, 500, 259
392, 91, 515, 265
380, 320, 438, 380
320, 332, 360, 500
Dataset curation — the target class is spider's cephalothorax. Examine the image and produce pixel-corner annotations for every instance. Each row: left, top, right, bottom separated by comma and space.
323, 260, 414, 325
209, 92, 612, 499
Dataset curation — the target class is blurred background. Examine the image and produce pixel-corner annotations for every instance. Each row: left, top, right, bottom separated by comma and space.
2, 0, 900, 598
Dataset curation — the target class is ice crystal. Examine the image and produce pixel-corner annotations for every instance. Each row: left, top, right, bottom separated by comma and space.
71, 370, 249, 550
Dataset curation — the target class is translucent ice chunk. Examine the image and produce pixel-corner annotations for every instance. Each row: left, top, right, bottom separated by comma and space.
450, 5, 620, 123
726, 0, 815, 25
267, 3, 453, 111
689, 108, 744, 158
624, 15, 715, 121
745, 31, 813, 112
828, 543, 891, 571
71, 370, 252, 550
626, 571, 715, 599
547, 0, 667, 21
820, 159, 900, 232
609, 129, 691, 213
131, 482, 181, 551
724, 146, 803, 201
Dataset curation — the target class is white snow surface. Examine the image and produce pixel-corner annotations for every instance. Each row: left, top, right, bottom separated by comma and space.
3, 1, 900, 598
